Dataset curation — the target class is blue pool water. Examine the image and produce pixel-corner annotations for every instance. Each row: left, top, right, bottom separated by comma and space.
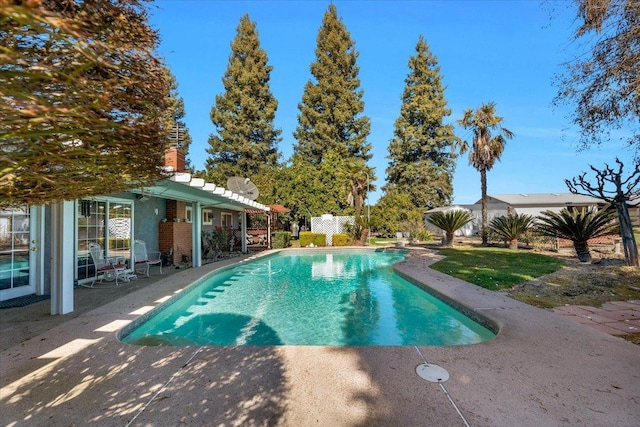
122, 249, 495, 346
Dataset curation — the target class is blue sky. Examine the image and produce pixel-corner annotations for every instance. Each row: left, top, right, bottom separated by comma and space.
149, 0, 630, 205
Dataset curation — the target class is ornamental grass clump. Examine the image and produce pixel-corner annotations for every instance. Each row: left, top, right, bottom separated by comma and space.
536, 207, 618, 263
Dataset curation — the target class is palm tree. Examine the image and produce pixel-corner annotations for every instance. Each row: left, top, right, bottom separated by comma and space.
457, 103, 514, 245
426, 209, 474, 247
536, 207, 618, 263
489, 214, 536, 249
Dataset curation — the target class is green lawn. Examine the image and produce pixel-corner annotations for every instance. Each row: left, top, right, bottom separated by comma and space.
430, 247, 565, 290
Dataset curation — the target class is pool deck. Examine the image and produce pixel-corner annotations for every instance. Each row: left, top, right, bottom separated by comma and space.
1, 248, 638, 426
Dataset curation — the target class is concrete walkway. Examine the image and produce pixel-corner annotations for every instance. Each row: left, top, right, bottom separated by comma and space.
1, 249, 639, 426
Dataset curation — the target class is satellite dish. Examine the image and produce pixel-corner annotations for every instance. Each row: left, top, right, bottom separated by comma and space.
226, 176, 259, 200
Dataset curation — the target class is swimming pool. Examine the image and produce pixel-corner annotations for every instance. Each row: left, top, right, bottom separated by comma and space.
121, 249, 495, 346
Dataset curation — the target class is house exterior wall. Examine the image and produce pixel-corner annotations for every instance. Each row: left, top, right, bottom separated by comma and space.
133, 196, 165, 254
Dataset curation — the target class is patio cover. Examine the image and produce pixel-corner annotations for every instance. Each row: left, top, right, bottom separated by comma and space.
132, 172, 269, 212
245, 204, 289, 214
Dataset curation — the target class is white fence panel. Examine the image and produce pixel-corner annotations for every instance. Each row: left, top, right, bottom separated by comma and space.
310, 215, 354, 246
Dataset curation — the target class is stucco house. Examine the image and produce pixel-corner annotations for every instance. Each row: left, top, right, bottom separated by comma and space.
0, 148, 269, 314
426, 193, 607, 237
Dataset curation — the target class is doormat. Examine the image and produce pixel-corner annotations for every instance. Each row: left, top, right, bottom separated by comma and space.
0, 294, 50, 309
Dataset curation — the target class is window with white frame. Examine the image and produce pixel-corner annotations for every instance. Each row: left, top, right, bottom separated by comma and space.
202, 209, 213, 225
185, 205, 192, 223
221, 212, 233, 228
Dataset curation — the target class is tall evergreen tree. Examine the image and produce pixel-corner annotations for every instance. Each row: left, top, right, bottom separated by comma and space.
206, 14, 281, 186
292, 4, 371, 166
385, 35, 459, 209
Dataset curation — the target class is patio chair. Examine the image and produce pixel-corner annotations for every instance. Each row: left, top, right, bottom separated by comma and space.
133, 239, 163, 277
84, 243, 128, 287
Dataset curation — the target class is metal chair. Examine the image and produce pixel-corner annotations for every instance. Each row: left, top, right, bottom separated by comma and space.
133, 240, 163, 277
84, 243, 128, 287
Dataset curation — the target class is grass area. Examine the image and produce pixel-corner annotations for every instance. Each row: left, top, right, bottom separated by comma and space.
430, 247, 565, 290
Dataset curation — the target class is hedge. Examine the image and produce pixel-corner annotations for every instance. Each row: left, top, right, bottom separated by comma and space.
299, 231, 326, 247
332, 233, 348, 246
272, 231, 291, 249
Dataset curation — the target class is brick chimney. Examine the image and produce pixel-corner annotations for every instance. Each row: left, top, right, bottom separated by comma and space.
164, 147, 185, 173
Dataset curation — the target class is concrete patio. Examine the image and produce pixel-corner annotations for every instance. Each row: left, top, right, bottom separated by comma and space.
1, 249, 638, 426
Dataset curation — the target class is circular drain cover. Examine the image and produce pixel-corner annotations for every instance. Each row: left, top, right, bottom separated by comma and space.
416, 363, 449, 383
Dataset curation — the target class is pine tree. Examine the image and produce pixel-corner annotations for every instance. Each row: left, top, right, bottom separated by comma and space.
206, 14, 281, 186
292, 4, 371, 166
385, 36, 459, 209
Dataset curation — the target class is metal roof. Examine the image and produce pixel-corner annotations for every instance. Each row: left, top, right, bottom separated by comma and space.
477, 193, 605, 206
132, 172, 269, 212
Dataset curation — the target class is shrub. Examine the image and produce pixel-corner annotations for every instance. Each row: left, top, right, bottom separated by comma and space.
272, 231, 291, 249
536, 207, 618, 263
332, 233, 348, 246
489, 214, 536, 249
426, 210, 474, 247
300, 231, 326, 247
414, 229, 433, 242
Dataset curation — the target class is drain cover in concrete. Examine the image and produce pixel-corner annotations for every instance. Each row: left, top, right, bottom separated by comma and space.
416, 363, 449, 383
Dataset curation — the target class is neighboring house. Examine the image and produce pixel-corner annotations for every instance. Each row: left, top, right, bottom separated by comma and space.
0, 148, 269, 314
425, 193, 606, 237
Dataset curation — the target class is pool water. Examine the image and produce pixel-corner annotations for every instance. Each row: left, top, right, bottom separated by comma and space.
122, 249, 495, 346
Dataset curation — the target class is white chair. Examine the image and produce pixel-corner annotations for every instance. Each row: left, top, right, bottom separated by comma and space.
85, 243, 127, 287
133, 240, 163, 277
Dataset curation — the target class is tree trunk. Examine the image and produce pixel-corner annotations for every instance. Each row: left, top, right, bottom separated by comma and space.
480, 169, 488, 245
444, 232, 454, 247
509, 239, 518, 250
614, 200, 639, 266
573, 241, 592, 263
360, 228, 369, 246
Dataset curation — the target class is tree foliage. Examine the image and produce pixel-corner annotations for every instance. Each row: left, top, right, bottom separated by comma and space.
373, 188, 424, 236
536, 207, 619, 263
292, 4, 372, 166
566, 158, 639, 266
290, 5, 373, 218
554, 0, 640, 154
457, 103, 514, 245
206, 14, 281, 186
1, 0, 170, 206
385, 35, 458, 209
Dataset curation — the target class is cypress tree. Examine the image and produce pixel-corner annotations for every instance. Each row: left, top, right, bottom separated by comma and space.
385, 36, 459, 208
293, 4, 371, 166
206, 14, 281, 185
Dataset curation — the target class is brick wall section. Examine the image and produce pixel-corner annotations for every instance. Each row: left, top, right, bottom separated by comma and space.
159, 222, 192, 265
164, 147, 185, 173
165, 200, 187, 222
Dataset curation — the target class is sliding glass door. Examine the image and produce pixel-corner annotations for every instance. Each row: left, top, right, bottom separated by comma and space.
0, 206, 35, 300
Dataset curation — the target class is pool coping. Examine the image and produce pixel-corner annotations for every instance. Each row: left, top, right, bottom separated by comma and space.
1, 247, 639, 426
